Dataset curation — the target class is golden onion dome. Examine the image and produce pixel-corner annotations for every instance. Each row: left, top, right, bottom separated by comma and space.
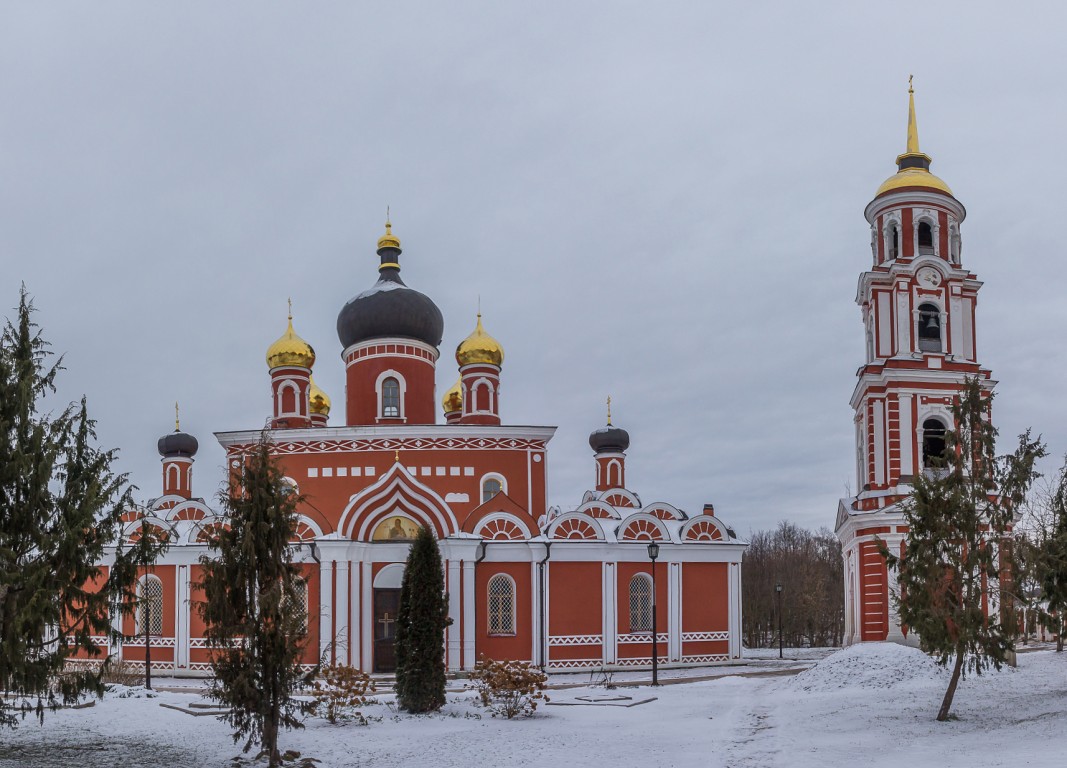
442, 377, 463, 414
266, 313, 316, 370
377, 220, 401, 251
456, 313, 504, 368
308, 376, 331, 415
875, 80, 954, 199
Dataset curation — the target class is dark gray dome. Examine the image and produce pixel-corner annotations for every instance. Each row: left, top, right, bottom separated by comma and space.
336, 243, 444, 350
158, 430, 198, 458
589, 424, 630, 453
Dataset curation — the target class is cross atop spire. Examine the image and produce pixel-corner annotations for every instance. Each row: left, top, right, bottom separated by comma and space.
606, 395, 612, 426
175, 401, 180, 432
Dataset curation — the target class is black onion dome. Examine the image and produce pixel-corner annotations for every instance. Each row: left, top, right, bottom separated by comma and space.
589, 424, 630, 453
158, 430, 198, 458
336, 229, 444, 350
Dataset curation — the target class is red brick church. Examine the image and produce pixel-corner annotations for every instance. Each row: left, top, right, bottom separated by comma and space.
89, 220, 746, 675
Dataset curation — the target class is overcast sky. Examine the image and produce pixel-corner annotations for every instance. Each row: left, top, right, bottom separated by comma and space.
2, 2, 1066, 536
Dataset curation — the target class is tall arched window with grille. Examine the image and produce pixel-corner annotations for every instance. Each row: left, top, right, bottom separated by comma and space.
382, 377, 401, 417
139, 575, 164, 637
283, 577, 309, 634
629, 573, 653, 633
487, 574, 516, 635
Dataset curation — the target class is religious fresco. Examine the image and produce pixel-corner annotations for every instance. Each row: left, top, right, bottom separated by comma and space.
371, 515, 420, 541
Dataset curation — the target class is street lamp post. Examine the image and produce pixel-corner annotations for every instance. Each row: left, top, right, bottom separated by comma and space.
775, 583, 783, 660
647, 542, 660, 686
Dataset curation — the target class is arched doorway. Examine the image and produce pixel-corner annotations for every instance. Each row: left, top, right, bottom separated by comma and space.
372, 564, 405, 673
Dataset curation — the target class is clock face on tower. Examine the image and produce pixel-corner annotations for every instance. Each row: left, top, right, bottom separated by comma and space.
916, 267, 942, 287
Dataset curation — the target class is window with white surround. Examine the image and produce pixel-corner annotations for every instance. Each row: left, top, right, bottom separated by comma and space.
139, 575, 164, 636
382, 377, 400, 417
481, 475, 504, 504
922, 418, 947, 469
487, 574, 516, 635
629, 573, 653, 633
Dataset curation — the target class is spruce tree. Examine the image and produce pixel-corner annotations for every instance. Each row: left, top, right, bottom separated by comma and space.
198, 435, 313, 766
1037, 459, 1067, 651
0, 287, 137, 727
394, 525, 450, 713
885, 377, 1045, 721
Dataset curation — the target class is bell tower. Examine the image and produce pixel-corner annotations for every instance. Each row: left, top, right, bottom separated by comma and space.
836, 81, 996, 645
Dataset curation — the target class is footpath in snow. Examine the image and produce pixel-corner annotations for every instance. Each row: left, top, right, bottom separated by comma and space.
1, 645, 1064, 768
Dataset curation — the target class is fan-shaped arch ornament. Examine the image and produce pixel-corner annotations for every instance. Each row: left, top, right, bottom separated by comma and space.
620, 518, 666, 541
551, 517, 601, 540
683, 519, 724, 541
478, 517, 526, 541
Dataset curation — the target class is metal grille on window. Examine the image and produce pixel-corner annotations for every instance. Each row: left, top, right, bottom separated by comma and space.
487, 575, 515, 635
629, 574, 653, 633
482, 478, 502, 504
283, 578, 308, 631
140, 577, 164, 636
383, 378, 400, 417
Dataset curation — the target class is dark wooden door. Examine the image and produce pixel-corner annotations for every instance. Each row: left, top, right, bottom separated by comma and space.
373, 589, 401, 673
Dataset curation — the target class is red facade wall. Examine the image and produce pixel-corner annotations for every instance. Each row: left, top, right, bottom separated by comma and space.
345, 352, 436, 426
476, 562, 533, 662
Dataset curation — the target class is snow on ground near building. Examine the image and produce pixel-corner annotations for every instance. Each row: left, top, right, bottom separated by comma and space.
2, 646, 1064, 768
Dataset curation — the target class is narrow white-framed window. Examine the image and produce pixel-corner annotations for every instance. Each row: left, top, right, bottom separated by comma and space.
629, 573, 653, 633
139, 575, 164, 637
487, 574, 516, 635
481, 473, 505, 504
382, 377, 400, 417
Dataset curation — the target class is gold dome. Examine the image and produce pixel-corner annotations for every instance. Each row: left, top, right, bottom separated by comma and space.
377, 220, 401, 251
875, 80, 954, 199
309, 376, 331, 415
442, 377, 463, 414
456, 313, 504, 368
266, 313, 316, 370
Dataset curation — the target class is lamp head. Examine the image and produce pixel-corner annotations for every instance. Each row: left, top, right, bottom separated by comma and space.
647, 542, 660, 561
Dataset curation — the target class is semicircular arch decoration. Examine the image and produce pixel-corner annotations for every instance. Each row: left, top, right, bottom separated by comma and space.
576, 501, 619, 519
602, 490, 639, 509
620, 517, 666, 542
641, 503, 684, 521
683, 519, 724, 542
476, 514, 529, 541
549, 515, 603, 541
194, 520, 230, 545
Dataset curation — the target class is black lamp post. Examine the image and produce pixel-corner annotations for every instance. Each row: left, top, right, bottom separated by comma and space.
647, 542, 660, 686
140, 511, 152, 691
775, 583, 783, 660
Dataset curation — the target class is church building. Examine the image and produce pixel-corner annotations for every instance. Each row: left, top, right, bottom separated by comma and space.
836, 85, 998, 644
92, 221, 746, 676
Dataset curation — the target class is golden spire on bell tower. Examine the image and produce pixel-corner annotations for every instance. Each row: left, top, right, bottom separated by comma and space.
906, 74, 920, 155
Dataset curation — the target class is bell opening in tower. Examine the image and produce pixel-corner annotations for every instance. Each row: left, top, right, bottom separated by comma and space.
918, 221, 934, 255
922, 418, 947, 470
917, 303, 942, 353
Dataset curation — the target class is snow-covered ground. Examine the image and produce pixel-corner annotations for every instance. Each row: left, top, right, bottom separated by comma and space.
2, 646, 1064, 767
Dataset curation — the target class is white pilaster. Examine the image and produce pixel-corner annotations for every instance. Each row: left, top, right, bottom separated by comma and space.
666, 562, 680, 661
360, 560, 373, 672
335, 561, 350, 666
728, 561, 742, 659
899, 394, 913, 478
884, 536, 906, 643
602, 562, 617, 665
319, 560, 333, 664
175, 565, 190, 669
447, 559, 462, 671
462, 560, 476, 670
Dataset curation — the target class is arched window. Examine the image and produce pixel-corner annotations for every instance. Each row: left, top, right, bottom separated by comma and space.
922, 418, 947, 469
283, 577, 308, 633
629, 573, 653, 633
487, 574, 516, 635
917, 303, 942, 353
139, 576, 164, 636
482, 477, 503, 504
382, 377, 400, 417
888, 224, 900, 260
918, 221, 934, 255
